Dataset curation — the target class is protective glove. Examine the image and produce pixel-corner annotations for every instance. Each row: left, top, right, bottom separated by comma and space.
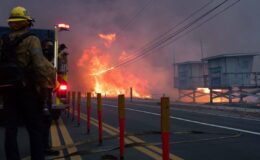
40, 88, 51, 116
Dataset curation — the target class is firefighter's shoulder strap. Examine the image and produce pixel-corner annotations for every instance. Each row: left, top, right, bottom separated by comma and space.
1, 32, 35, 60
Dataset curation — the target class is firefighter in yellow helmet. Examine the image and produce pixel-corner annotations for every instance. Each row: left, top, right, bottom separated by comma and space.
0, 6, 56, 160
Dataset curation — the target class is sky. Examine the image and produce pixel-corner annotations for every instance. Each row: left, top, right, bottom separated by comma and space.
1, 0, 260, 99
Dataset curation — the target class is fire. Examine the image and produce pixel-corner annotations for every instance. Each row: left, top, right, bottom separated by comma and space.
78, 33, 151, 98
195, 88, 227, 103
197, 88, 210, 94
98, 33, 116, 47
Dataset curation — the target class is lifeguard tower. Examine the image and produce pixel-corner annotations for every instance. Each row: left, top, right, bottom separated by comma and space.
174, 61, 208, 102
204, 53, 260, 103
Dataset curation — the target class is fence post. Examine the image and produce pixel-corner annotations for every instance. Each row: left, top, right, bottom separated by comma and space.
97, 93, 103, 144
77, 92, 81, 126
67, 91, 71, 118
130, 87, 133, 102
87, 92, 91, 134
72, 91, 76, 121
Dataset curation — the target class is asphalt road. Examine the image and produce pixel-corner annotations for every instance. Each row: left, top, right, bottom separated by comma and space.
0, 98, 260, 160
91, 98, 260, 160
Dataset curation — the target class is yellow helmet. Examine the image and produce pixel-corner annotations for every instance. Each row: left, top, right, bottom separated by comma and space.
8, 6, 34, 22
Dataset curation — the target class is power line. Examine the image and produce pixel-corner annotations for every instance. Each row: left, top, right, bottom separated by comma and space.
163, 0, 241, 51
121, 0, 155, 31
92, 0, 241, 75
127, 0, 241, 65
120, 0, 215, 62
126, 0, 241, 67
112, 0, 230, 69
135, 0, 215, 53
126, 0, 242, 67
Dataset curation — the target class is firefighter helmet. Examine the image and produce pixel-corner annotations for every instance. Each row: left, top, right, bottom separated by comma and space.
8, 6, 34, 22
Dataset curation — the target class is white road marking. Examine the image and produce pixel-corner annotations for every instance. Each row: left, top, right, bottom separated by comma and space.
103, 103, 260, 136
127, 102, 260, 122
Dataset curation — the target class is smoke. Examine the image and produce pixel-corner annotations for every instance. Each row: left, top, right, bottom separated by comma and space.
1, 0, 260, 99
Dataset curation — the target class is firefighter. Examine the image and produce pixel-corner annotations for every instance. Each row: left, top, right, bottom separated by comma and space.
58, 43, 68, 74
0, 6, 55, 160
41, 39, 60, 156
42, 40, 54, 64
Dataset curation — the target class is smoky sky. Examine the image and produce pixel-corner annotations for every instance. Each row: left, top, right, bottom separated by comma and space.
1, 0, 260, 98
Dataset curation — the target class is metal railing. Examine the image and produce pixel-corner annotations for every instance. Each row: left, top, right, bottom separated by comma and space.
174, 76, 207, 89
175, 72, 260, 89
207, 72, 260, 88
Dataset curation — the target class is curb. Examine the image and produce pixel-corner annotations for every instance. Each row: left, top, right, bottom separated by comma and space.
172, 102, 260, 114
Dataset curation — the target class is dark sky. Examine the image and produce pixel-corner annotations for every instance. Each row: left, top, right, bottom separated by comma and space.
1, 0, 260, 97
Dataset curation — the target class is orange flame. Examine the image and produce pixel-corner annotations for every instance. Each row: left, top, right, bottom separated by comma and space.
195, 88, 227, 103
197, 88, 210, 94
78, 33, 151, 98
98, 33, 116, 47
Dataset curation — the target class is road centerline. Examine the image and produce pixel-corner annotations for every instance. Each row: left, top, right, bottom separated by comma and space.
76, 110, 183, 160
50, 121, 65, 160
58, 118, 82, 160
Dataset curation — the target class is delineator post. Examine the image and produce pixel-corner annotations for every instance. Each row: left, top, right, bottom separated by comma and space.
161, 97, 170, 160
118, 94, 125, 160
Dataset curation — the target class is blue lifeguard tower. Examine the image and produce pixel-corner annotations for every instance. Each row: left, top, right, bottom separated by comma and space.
204, 53, 260, 103
174, 61, 208, 102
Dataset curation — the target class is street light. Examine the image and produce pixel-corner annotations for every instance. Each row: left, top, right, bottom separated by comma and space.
57, 23, 70, 31
54, 23, 70, 69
